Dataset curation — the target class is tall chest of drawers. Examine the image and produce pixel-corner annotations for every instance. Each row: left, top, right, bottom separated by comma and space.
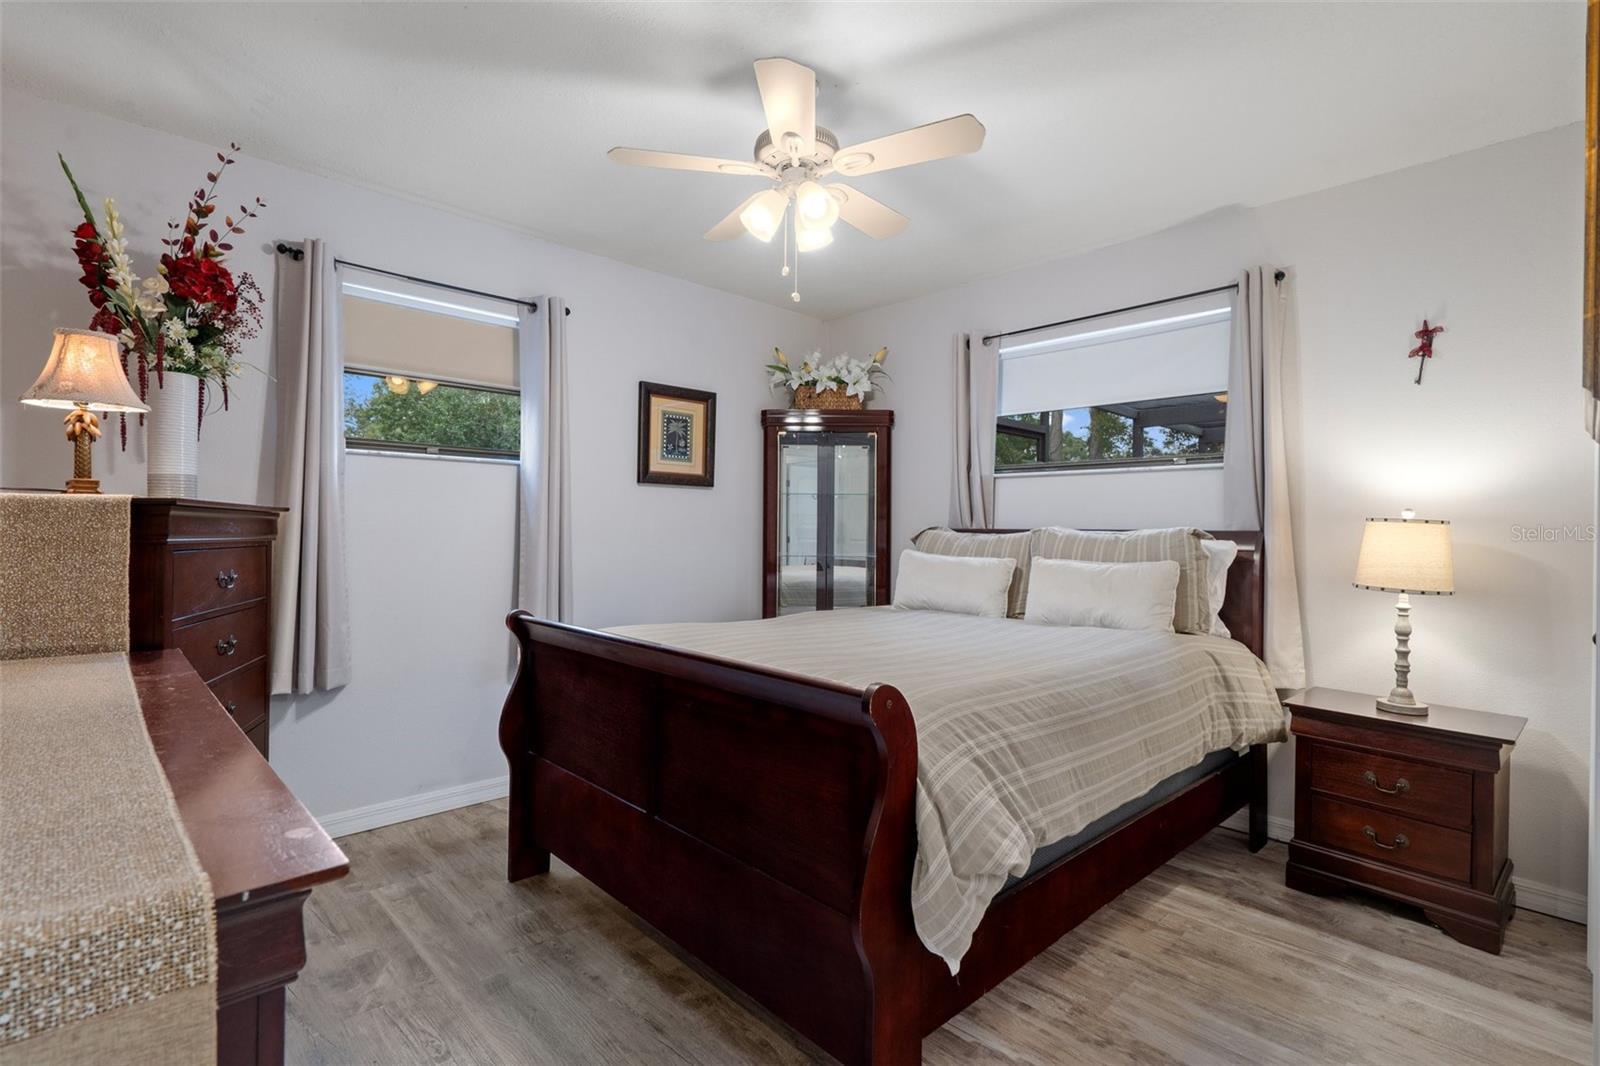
129, 499, 285, 757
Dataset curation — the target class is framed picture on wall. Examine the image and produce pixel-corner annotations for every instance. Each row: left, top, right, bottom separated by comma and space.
637, 382, 716, 487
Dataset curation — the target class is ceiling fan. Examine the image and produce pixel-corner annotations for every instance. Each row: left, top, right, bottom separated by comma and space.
608, 58, 985, 302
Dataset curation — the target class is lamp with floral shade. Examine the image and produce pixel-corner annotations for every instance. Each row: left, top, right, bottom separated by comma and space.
19, 328, 148, 493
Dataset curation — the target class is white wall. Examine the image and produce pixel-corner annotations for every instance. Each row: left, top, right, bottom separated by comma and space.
1, 91, 823, 825
828, 125, 1594, 915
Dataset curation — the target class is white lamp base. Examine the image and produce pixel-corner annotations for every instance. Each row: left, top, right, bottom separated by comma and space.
1376, 695, 1430, 716
1377, 592, 1429, 716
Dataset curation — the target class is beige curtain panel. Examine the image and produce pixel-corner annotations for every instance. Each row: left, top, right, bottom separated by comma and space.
515, 297, 573, 621
271, 239, 353, 694
1223, 267, 1306, 689
1585, 0, 1598, 439
951, 332, 997, 528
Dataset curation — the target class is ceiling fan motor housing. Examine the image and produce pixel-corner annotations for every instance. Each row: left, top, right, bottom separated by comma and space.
755, 126, 839, 171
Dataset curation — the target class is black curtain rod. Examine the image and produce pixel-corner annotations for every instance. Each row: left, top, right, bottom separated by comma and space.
980, 271, 1283, 346
274, 243, 567, 316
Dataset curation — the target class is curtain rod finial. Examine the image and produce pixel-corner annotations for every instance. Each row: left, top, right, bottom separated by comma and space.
274, 242, 304, 262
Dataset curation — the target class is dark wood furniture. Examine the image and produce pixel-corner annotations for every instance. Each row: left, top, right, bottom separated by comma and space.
1285, 686, 1525, 953
129, 498, 284, 757
503, 529, 1268, 1065
762, 408, 893, 617
131, 650, 348, 1066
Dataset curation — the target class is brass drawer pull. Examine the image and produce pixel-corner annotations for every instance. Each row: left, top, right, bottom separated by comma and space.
1363, 770, 1410, 795
1362, 826, 1409, 850
217, 569, 239, 590
217, 635, 239, 656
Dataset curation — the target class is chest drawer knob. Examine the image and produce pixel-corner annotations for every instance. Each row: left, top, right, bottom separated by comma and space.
217, 635, 239, 656
1362, 826, 1409, 850
217, 569, 239, 590
1362, 770, 1410, 795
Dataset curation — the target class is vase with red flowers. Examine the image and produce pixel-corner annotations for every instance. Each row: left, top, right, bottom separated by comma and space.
60, 145, 265, 496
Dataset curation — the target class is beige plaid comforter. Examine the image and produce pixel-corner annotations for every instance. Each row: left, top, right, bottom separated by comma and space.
611, 607, 1286, 973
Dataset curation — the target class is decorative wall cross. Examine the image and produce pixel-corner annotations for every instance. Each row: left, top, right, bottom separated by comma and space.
1409, 320, 1445, 384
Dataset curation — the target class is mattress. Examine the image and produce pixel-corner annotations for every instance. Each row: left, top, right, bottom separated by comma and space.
611, 606, 1284, 974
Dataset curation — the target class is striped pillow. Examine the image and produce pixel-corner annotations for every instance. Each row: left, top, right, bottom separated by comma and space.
910, 528, 1033, 618
1030, 527, 1216, 635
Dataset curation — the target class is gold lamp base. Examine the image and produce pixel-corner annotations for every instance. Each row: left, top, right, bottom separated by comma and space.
63, 405, 103, 494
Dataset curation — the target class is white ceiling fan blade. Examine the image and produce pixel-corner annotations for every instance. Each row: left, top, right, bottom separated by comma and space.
705, 192, 765, 241
608, 147, 771, 177
753, 58, 816, 161
831, 114, 986, 177
829, 184, 908, 239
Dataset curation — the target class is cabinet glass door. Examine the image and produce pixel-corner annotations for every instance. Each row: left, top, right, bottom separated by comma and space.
775, 431, 877, 614
777, 437, 821, 614
829, 440, 875, 609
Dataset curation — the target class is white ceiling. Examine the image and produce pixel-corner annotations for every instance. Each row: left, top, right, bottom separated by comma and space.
1, 3, 1583, 319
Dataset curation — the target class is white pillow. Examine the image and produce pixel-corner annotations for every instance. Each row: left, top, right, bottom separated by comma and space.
893, 549, 1016, 618
1201, 539, 1238, 638
1024, 557, 1180, 633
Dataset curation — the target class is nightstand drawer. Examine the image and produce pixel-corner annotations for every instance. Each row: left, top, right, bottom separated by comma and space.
1305, 794, 1471, 883
1309, 743, 1471, 829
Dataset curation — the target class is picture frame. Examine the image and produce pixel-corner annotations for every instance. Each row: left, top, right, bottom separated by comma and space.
637, 381, 716, 487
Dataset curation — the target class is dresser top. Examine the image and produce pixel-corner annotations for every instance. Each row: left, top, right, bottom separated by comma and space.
131, 651, 347, 903
1285, 686, 1526, 746
133, 497, 288, 513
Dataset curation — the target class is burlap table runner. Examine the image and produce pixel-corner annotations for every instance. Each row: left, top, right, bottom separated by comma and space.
0, 492, 131, 660
1, 491, 218, 1064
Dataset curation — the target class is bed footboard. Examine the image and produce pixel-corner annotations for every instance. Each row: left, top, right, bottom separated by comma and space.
500, 611, 922, 1066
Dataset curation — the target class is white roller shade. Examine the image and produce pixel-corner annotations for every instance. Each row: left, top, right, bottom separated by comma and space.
997, 291, 1230, 415
340, 268, 519, 390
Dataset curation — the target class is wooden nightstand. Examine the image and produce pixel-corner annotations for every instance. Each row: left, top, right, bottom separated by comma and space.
1284, 686, 1525, 953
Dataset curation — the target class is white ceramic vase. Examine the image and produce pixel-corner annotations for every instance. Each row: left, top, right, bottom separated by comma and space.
146, 371, 201, 497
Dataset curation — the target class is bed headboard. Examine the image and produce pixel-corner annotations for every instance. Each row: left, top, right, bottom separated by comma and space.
951, 528, 1265, 661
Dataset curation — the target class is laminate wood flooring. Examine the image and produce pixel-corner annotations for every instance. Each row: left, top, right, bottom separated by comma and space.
287, 799, 1590, 1065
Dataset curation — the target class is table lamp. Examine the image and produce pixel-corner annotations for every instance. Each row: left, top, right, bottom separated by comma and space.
19, 328, 148, 493
1353, 509, 1454, 715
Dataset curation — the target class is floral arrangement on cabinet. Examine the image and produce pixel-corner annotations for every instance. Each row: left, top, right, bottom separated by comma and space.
766, 346, 888, 410
60, 144, 266, 447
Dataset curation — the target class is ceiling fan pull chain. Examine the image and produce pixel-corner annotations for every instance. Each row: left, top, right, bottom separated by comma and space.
791, 208, 801, 303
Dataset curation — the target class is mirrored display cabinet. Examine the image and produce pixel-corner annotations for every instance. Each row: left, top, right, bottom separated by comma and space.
762, 408, 893, 617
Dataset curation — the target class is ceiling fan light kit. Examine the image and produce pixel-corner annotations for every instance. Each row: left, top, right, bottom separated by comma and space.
608, 57, 984, 303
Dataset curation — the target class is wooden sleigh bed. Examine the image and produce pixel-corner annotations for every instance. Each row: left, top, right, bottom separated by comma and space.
500, 530, 1270, 1065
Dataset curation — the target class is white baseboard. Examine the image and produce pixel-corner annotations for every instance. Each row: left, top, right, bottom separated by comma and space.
1221, 811, 1587, 924
1512, 878, 1589, 924
315, 774, 510, 839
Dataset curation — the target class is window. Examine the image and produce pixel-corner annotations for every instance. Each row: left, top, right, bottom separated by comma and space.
995, 291, 1231, 472
340, 270, 521, 458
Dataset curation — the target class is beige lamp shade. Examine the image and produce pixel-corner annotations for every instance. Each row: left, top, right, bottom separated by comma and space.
1353, 516, 1455, 595
19, 328, 148, 412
